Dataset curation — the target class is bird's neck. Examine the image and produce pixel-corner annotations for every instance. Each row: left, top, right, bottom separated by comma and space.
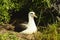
28, 15, 36, 26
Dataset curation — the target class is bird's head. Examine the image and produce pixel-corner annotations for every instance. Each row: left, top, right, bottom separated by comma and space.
29, 12, 37, 18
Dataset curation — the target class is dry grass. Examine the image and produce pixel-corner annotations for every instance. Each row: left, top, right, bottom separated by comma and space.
0, 23, 60, 40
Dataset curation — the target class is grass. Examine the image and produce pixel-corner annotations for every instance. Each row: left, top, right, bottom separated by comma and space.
0, 23, 60, 40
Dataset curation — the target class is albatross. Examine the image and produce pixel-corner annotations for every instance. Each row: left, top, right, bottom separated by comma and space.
20, 11, 37, 34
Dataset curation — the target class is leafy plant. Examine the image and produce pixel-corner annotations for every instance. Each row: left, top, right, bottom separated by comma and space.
42, 24, 58, 40
0, 0, 15, 23
0, 32, 19, 40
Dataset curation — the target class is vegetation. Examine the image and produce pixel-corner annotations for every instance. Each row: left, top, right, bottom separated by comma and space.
0, 0, 60, 40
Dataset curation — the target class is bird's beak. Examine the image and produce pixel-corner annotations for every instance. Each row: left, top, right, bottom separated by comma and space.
34, 14, 37, 18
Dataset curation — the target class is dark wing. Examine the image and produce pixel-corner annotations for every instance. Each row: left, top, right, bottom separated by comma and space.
10, 18, 28, 32
14, 23, 27, 32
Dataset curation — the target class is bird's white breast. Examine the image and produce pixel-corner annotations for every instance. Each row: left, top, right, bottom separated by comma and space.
20, 23, 37, 34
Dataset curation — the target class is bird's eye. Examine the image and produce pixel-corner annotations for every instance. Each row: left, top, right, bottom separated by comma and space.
30, 13, 33, 14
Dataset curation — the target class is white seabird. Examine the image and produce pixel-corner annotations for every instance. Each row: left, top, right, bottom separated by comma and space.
20, 11, 37, 34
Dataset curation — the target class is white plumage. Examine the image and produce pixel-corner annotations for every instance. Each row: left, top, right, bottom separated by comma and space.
20, 11, 37, 34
